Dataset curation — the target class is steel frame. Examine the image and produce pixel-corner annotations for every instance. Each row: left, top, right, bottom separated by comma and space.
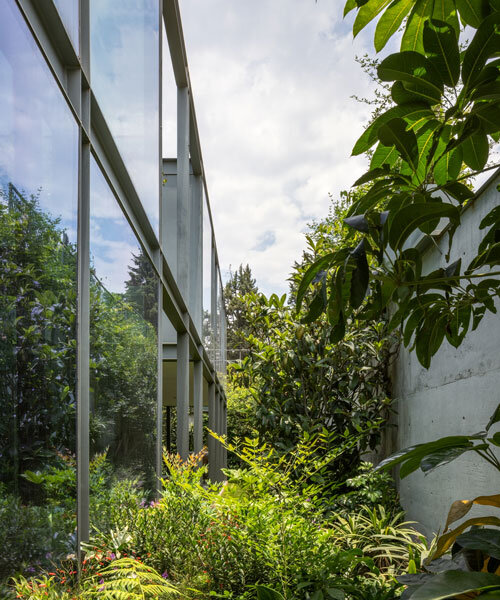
11, 0, 228, 560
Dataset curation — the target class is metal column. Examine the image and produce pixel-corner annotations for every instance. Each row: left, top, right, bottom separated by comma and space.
208, 382, 217, 481
193, 356, 203, 454
176, 86, 190, 460
77, 0, 91, 562
176, 330, 190, 460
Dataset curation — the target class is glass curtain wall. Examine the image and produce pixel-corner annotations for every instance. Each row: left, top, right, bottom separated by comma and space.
0, 0, 78, 581
53, 0, 79, 48
90, 0, 160, 232
0, 0, 226, 584
202, 196, 214, 361
89, 159, 158, 532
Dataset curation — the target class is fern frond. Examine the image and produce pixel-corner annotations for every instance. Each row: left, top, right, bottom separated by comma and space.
81, 557, 179, 599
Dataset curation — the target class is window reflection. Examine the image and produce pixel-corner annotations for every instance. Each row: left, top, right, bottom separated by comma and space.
203, 199, 214, 359
53, 0, 79, 48
89, 158, 158, 532
0, 0, 78, 581
90, 0, 160, 233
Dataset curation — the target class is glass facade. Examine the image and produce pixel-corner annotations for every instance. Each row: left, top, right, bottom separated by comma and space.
0, 0, 226, 585
53, 0, 79, 48
203, 197, 214, 358
90, 0, 160, 232
0, 0, 78, 580
89, 159, 158, 530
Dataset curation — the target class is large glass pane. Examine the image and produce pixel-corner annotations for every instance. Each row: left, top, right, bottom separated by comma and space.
216, 274, 222, 374
53, 0, 79, 48
218, 277, 227, 386
91, 0, 160, 233
202, 197, 214, 361
89, 158, 158, 533
0, 0, 78, 582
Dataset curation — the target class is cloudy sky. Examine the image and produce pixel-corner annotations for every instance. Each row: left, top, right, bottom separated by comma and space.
168, 1, 380, 297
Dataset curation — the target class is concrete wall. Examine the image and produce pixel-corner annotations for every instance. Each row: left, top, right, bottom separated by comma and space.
390, 172, 500, 537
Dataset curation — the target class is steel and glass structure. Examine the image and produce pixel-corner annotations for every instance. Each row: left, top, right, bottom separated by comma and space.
0, 0, 227, 576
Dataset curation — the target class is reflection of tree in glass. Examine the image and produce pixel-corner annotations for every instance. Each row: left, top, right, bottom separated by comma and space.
0, 184, 160, 580
90, 249, 158, 494
0, 185, 77, 500
124, 250, 158, 327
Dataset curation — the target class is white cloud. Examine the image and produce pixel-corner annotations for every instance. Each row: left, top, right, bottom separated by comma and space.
173, 0, 378, 296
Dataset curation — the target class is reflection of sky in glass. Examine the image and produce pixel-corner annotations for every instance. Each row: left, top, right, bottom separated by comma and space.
91, 0, 159, 233
90, 157, 141, 294
203, 196, 213, 322
0, 0, 78, 242
53, 0, 79, 48
162, 23, 177, 158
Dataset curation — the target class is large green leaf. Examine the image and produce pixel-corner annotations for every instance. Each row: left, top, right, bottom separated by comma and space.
441, 180, 474, 203
296, 252, 336, 311
473, 101, 500, 134
471, 81, 500, 102
256, 585, 285, 600
353, 0, 392, 37
456, 528, 500, 560
432, 0, 460, 31
415, 311, 447, 367
416, 119, 441, 180
420, 443, 476, 472
456, 0, 490, 28
353, 166, 391, 186
461, 128, 489, 170
378, 52, 444, 103
402, 0, 435, 53
462, 12, 500, 92
378, 118, 419, 169
435, 517, 500, 558
469, 241, 500, 270
302, 280, 328, 324
347, 181, 396, 215
434, 147, 463, 185
388, 202, 460, 250
375, 435, 477, 475
487, 402, 500, 430
344, 0, 358, 17
350, 240, 369, 309
411, 571, 500, 600
392, 80, 433, 105
352, 103, 433, 155
375, 0, 415, 51
371, 142, 400, 168
423, 20, 460, 87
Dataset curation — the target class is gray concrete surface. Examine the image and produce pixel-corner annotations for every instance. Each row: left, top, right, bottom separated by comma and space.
390, 171, 500, 537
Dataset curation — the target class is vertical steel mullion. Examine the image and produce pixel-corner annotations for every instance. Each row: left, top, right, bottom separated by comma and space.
215, 389, 220, 479
208, 382, 217, 481
156, 277, 163, 494
210, 245, 217, 363
176, 331, 189, 459
77, 140, 90, 558
222, 400, 227, 470
177, 86, 190, 298
215, 388, 222, 481
155, 0, 164, 497
77, 0, 90, 564
193, 355, 203, 454
176, 85, 190, 460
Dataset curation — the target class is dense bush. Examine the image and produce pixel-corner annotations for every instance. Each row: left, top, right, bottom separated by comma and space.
230, 291, 394, 482
10, 438, 428, 600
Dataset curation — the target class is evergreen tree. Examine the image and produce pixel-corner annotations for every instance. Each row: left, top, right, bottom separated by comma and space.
124, 250, 158, 327
224, 264, 258, 359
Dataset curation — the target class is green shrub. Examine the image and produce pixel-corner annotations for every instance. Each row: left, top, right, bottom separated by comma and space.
0, 485, 74, 580
332, 462, 399, 515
